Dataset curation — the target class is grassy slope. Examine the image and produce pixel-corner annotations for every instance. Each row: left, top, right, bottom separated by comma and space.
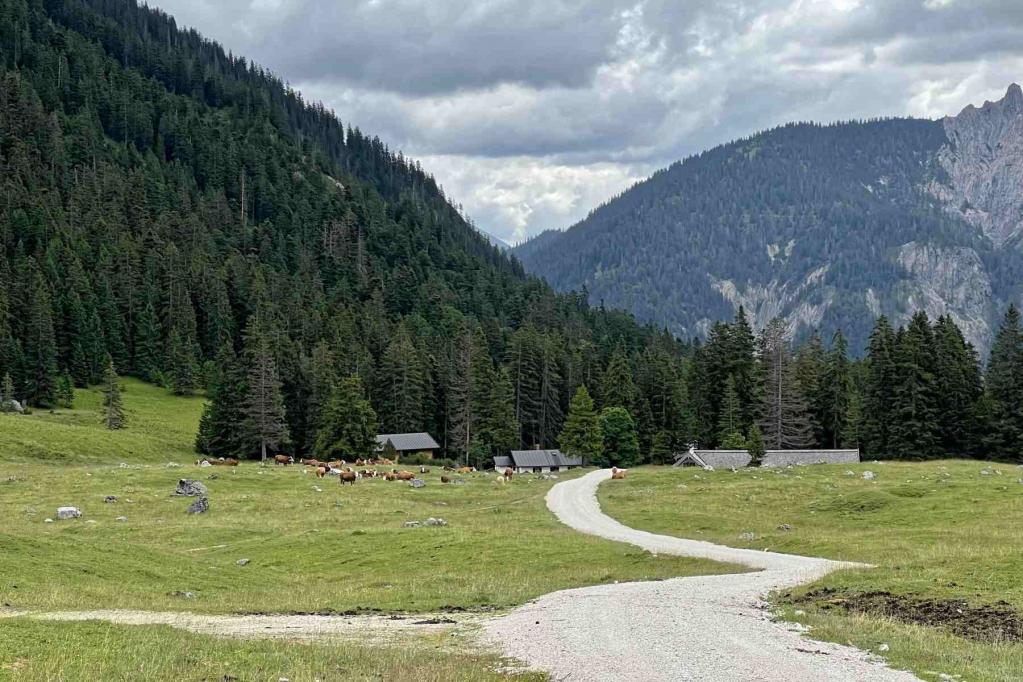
599, 463, 1023, 682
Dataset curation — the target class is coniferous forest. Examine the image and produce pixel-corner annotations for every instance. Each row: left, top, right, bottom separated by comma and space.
1, 0, 1021, 466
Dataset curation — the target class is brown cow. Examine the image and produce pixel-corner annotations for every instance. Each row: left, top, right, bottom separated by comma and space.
327, 460, 344, 469
359, 469, 376, 478
273, 454, 293, 466
394, 470, 415, 481
456, 466, 476, 474
300, 458, 322, 467
383, 472, 397, 481
339, 470, 358, 486
315, 466, 329, 478
440, 475, 451, 483
503, 467, 514, 480
610, 467, 627, 480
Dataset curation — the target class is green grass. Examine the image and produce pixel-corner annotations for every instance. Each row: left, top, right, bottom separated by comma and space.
0, 617, 541, 681
0, 381, 744, 680
599, 463, 1023, 681
0, 379, 206, 464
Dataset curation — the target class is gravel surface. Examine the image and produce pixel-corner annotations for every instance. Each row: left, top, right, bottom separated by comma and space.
484, 469, 922, 682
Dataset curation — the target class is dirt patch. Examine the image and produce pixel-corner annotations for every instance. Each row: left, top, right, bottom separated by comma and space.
794, 588, 1023, 643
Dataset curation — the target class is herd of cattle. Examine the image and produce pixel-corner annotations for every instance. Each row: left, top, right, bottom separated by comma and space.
193, 457, 629, 482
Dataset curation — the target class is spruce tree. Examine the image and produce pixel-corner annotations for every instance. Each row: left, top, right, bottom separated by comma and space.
820, 330, 851, 449
56, 370, 75, 409
243, 329, 289, 461
378, 327, 425, 433
0, 372, 15, 412
168, 328, 198, 395
794, 332, 826, 446
598, 406, 640, 468
888, 312, 940, 457
559, 385, 603, 465
315, 374, 378, 460
133, 296, 161, 382
716, 374, 744, 446
758, 318, 813, 449
601, 344, 637, 412
862, 316, 896, 455
746, 424, 766, 465
986, 305, 1023, 456
477, 366, 520, 468
101, 357, 125, 429
23, 276, 59, 408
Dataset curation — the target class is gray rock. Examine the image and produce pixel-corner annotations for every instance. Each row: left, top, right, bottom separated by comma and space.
980, 468, 993, 476
198, 460, 211, 467
186, 497, 209, 515
777, 524, 793, 531
104, 495, 118, 503
844, 470, 856, 476
403, 520, 421, 528
44, 518, 53, 523
2, 398, 23, 413
115, 516, 128, 522
168, 590, 195, 599
56, 506, 82, 520
312, 485, 322, 492
165, 462, 181, 468
739, 531, 756, 541
862, 471, 875, 480
86, 519, 97, 524
174, 479, 208, 497
236, 558, 250, 566
119, 463, 129, 468
207, 473, 218, 480
425, 517, 447, 526
452, 479, 466, 485
410, 478, 426, 488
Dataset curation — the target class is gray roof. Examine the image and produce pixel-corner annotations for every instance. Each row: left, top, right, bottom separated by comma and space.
375, 433, 440, 452
675, 450, 752, 469
509, 449, 583, 468
493, 456, 513, 469
762, 449, 860, 468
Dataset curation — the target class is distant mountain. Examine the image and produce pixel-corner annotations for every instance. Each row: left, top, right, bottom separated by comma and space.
477, 228, 512, 251
514, 85, 1023, 355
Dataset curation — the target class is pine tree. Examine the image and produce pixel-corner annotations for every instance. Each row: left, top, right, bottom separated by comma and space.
727, 307, 760, 432
932, 316, 982, 456
888, 312, 940, 457
862, 316, 896, 455
601, 344, 637, 411
377, 328, 425, 433
820, 330, 851, 449
986, 305, 1023, 456
0, 372, 15, 412
477, 366, 520, 468
559, 385, 603, 465
56, 370, 74, 409
133, 295, 161, 381
23, 275, 59, 407
758, 318, 814, 449
101, 357, 125, 429
168, 327, 198, 395
598, 406, 640, 468
199, 343, 248, 458
841, 388, 864, 449
746, 424, 766, 465
315, 374, 378, 460
716, 374, 744, 446
243, 329, 289, 461
794, 332, 826, 446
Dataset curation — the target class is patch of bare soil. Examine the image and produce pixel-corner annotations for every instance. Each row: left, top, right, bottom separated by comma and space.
794, 588, 1023, 643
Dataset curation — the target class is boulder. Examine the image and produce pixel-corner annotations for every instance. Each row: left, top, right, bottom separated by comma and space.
403, 520, 421, 528
174, 479, 207, 497
186, 497, 209, 515
56, 506, 82, 520
409, 478, 426, 488
424, 517, 447, 526
236, 558, 250, 566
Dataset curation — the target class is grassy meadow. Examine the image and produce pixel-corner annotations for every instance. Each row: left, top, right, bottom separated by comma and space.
599, 463, 1023, 682
0, 380, 736, 680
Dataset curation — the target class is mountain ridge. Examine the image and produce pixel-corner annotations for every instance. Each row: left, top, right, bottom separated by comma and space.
513, 85, 1023, 355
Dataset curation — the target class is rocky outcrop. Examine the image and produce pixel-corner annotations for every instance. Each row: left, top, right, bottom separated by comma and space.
929, 84, 1023, 247
710, 266, 834, 337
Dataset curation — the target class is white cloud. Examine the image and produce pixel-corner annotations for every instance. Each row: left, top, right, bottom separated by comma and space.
152, 0, 1023, 241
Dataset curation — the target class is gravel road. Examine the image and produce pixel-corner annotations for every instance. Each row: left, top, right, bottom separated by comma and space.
484, 468, 922, 682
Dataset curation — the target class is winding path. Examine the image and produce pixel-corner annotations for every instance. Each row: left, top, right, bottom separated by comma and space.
484, 469, 922, 681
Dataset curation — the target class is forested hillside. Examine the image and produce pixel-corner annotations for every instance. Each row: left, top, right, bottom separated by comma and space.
0, 0, 691, 465
515, 96, 1023, 356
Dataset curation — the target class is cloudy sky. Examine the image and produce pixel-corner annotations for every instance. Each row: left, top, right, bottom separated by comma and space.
152, 0, 1023, 244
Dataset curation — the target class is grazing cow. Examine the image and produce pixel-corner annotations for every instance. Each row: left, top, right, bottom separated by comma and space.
359, 469, 376, 478
327, 460, 344, 469
383, 472, 397, 481
339, 470, 358, 486
442, 465, 456, 472
300, 458, 322, 467
394, 470, 415, 481
204, 457, 238, 467
315, 466, 329, 478
440, 475, 451, 484
611, 467, 627, 480
503, 467, 514, 480
273, 454, 293, 466
419, 466, 430, 474
375, 458, 394, 466
456, 466, 476, 474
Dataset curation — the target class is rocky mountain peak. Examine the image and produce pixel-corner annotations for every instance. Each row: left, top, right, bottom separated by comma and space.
930, 83, 1023, 247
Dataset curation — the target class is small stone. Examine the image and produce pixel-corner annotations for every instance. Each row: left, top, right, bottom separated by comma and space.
403, 521, 421, 528
168, 590, 195, 599
279, 677, 290, 682
115, 516, 128, 522
119, 463, 129, 468
312, 486, 322, 492
794, 609, 805, 616
56, 506, 82, 520
207, 473, 219, 480
777, 523, 793, 531
165, 462, 181, 468
186, 497, 209, 515
844, 470, 855, 476
104, 495, 118, 503
173, 480, 208, 497
236, 558, 250, 566
452, 479, 466, 485
878, 643, 889, 652
44, 518, 54, 523
425, 517, 447, 526
409, 478, 426, 488
86, 520, 97, 524
740, 531, 756, 541
862, 471, 875, 480
980, 468, 993, 476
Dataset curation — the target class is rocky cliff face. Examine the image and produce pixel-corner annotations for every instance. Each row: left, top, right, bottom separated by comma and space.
929, 84, 1023, 248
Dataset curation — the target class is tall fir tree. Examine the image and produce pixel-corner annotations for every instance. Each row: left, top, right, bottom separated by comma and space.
22, 274, 59, 407
598, 406, 640, 468
243, 328, 289, 461
315, 374, 378, 460
820, 330, 851, 449
377, 327, 425, 433
101, 357, 125, 430
888, 312, 940, 457
862, 316, 896, 455
986, 305, 1023, 456
758, 318, 814, 449
559, 385, 603, 465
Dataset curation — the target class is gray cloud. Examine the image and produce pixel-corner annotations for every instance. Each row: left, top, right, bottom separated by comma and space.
154, 0, 1023, 244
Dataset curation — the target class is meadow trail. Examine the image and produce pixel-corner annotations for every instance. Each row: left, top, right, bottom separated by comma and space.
483, 468, 924, 682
